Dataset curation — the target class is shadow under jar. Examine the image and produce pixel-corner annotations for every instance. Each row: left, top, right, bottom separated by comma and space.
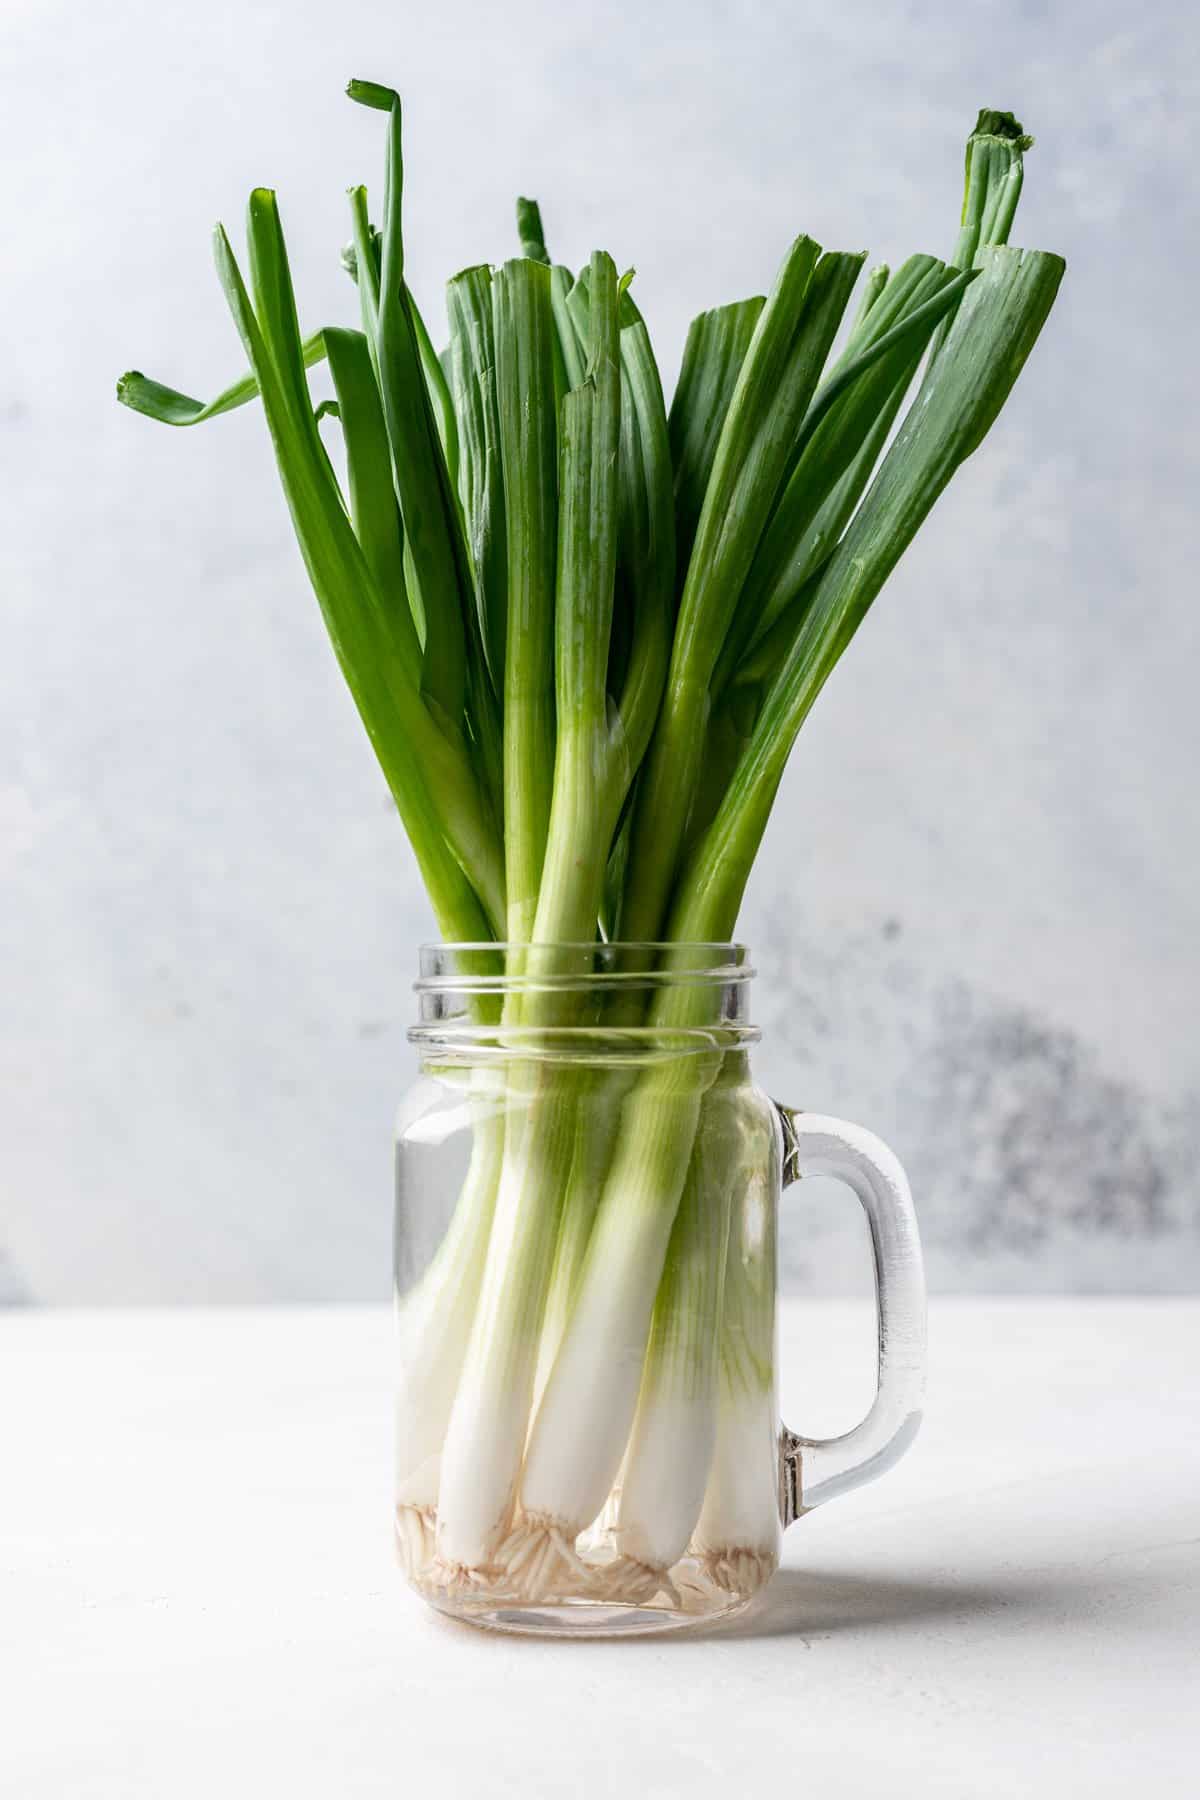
393, 942, 926, 1637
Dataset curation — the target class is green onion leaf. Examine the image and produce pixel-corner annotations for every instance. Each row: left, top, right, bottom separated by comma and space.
322, 323, 418, 674
447, 264, 508, 692
550, 265, 586, 391
346, 77, 396, 113
929, 107, 1034, 364
667, 297, 764, 572
408, 289, 461, 489
493, 257, 560, 942
715, 257, 977, 687
365, 87, 473, 732
516, 196, 551, 265
611, 318, 674, 780
528, 251, 624, 949
673, 244, 1066, 943
212, 202, 504, 941
621, 239, 863, 944
117, 331, 327, 426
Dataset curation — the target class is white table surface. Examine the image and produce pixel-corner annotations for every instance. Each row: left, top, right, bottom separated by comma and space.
3, 1300, 1197, 1797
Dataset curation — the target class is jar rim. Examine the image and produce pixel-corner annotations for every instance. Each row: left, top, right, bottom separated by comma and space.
410, 942, 758, 1062
416, 940, 752, 993
419, 938, 749, 954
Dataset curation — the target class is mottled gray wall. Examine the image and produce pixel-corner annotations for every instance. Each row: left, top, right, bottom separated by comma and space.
3, 0, 1197, 1301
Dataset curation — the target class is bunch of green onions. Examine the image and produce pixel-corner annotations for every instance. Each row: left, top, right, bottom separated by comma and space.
119, 85, 1063, 1602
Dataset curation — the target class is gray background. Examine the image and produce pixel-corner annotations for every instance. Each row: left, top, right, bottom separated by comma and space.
3, 0, 1197, 1302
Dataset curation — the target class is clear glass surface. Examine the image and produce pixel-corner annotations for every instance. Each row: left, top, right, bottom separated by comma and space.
392, 942, 925, 1638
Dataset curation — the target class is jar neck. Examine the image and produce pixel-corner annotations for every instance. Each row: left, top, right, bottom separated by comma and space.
409, 941, 759, 1067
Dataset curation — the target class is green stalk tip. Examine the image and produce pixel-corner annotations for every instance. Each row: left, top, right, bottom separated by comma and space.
972, 108, 1034, 152
516, 196, 551, 264
347, 78, 399, 113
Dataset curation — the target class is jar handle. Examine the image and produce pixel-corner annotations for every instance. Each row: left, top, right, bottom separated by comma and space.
774, 1106, 927, 1525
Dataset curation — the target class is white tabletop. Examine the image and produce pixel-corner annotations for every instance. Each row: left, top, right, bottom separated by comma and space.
4, 1300, 1197, 1797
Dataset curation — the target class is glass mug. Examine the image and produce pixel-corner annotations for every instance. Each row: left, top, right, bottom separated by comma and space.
393, 943, 925, 1636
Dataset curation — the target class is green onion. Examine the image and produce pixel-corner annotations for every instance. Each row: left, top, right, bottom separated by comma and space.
690, 1066, 780, 1592
116, 330, 328, 426
928, 107, 1033, 366
619, 240, 864, 949
611, 1063, 744, 1591
516, 196, 552, 265
446, 266, 507, 691
322, 325, 413, 659
670, 245, 1066, 952
492, 258, 559, 946
668, 297, 765, 572
204, 194, 503, 941
354, 86, 470, 732
117, 84, 1064, 1606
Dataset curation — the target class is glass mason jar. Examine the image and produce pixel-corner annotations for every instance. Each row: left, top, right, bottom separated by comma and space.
394, 942, 925, 1637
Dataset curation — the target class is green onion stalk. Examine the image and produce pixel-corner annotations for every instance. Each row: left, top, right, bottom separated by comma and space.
118, 89, 1062, 1605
